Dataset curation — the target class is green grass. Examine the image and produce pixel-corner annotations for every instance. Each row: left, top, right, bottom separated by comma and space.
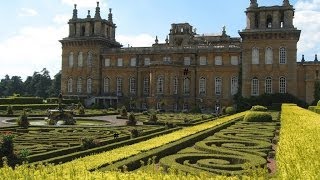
135, 113, 213, 124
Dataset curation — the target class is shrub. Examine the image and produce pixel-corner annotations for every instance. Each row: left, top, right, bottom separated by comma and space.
0, 97, 43, 105
190, 106, 201, 114
142, 111, 148, 115
126, 113, 137, 126
225, 106, 236, 115
130, 129, 139, 138
17, 110, 29, 128
120, 106, 127, 117
78, 105, 85, 115
108, 107, 115, 111
244, 111, 272, 122
317, 100, 320, 106
183, 117, 191, 124
6, 105, 13, 115
250, 105, 268, 112
81, 137, 99, 150
149, 113, 158, 123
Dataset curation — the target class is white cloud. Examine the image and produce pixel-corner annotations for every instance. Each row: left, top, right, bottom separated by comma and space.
53, 14, 71, 24
117, 34, 157, 47
294, 0, 320, 60
18, 8, 38, 17
0, 22, 68, 79
61, 0, 107, 9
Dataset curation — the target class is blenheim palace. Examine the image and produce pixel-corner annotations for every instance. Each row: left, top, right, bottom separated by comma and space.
60, 0, 320, 111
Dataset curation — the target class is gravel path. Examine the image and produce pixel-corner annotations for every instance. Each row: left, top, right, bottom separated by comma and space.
0, 115, 143, 127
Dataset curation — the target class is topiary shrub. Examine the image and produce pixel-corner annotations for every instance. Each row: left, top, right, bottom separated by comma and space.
78, 105, 85, 115
17, 110, 29, 128
317, 100, 320, 106
250, 105, 268, 112
225, 106, 236, 115
120, 106, 128, 117
142, 111, 148, 115
6, 105, 13, 115
149, 113, 158, 123
81, 137, 99, 150
130, 129, 139, 138
244, 111, 272, 122
126, 113, 137, 126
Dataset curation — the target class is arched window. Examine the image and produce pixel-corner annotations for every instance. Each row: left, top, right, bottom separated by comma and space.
183, 77, 190, 94
231, 77, 238, 95
87, 78, 92, 94
68, 52, 74, 67
116, 77, 123, 96
199, 77, 206, 95
77, 78, 82, 93
265, 47, 273, 64
78, 52, 83, 67
265, 77, 272, 94
252, 47, 259, 64
267, 15, 273, 28
103, 77, 109, 93
143, 77, 149, 95
279, 47, 287, 64
279, 77, 286, 93
87, 51, 93, 67
173, 76, 178, 95
157, 76, 164, 94
67, 78, 73, 93
251, 77, 259, 96
129, 77, 136, 94
215, 77, 222, 95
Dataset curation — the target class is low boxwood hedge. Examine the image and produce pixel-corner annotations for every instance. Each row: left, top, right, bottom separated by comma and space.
0, 104, 59, 110
0, 97, 43, 104
250, 105, 268, 112
243, 111, 272, 122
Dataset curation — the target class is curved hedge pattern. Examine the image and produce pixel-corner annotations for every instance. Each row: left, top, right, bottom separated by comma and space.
160, 119, 279, 175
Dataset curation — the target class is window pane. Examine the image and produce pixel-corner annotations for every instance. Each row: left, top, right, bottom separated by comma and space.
105, 58, 110, 67
200, 56, 207, 65
230, 56, 238, 65
252, 48, 259, 64
130, 58, 136, 67
215, 56, 222, 65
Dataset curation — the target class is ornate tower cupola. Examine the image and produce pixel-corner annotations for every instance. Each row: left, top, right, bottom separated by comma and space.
72, 4, 77, 19
87, 10, 91, 18
169, 23, 195, 46
283, 0, 291, 6
250, 0, 258, 8
94, 2, 101, 19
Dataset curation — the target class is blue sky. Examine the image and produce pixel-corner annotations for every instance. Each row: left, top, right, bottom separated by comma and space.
0, 0, 319, 79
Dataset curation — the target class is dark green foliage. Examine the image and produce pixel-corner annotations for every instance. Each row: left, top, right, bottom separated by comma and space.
234, 93, 308, 112
149, 113, 158, 122
250, 105, 268, 112
0, 104, 59, 111
120, 106, 127, 117
0, 97, 43, 104
142, 111, 148, 115
190, 106, 201, 113
17, 110, 29, 128
78, 105, 85, 115
225, 106, 236, 115
6, 105, 13, 115
244, 111, 273, 122
317, 100, 320, 107
126, 113, 137, 126
130, 129, 139, 138
81, 137, 99, 150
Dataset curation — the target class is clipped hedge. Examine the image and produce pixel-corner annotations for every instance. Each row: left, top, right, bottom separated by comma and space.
47, 98, 79, 104
225, 107, 236, 115
0, 104, 59, 110
250, 105, 268, 112
244, 111, 272, 122
0, 97, 43, 105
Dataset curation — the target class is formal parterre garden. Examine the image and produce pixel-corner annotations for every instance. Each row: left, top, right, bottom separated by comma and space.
0, 104, 319, 179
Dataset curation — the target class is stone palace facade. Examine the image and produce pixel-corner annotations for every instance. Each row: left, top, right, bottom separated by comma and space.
60, 0, 320, 111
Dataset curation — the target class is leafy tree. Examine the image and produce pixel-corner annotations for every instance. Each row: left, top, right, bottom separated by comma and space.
314, 81, 320, 105
48, 71, 61, 97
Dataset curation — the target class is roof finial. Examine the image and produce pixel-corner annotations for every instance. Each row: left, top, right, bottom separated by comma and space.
108, 8, 113, 22
315, 54, 318, 62
301, 54, 305, 62
95, 1, 101, 19
165, 36, 169, 44
222, 26, 227, 36
155, 36, 159, 44
283, 0, 290, 6
250, 0, 258, 8
87, 10, 91, 18
72, 4, 78, 19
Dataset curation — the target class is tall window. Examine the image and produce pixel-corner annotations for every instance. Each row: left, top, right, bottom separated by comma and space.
117, 58, 123, 67
199, 77, 206, 95
157, 76, 164, 94
87, 78, 92, 94
184, 57, 191, 66
163, 56, 171, 63
77, 78, 82, 93
215, 77, 222, 95
279, 47, 287, 64
251, 77, 259, 96
173, 77, 178, 95
265, 77, 272, 94
104, 77, 110, 93
105, 58, 110, 67
67, 78, 73, 93
279, 77, 286, 93
130, 58, 136, 67
143, 77, 150, 95
265, 47, 273, 64
215, 56, 222, 65
116, 77, 123, 96
252, 47, 259, 64
183, 77, 190, 94
129, 77, 136, 94
78, 52, 83, 67
144, 58, 150, 66
230, 56, 239, 65
199, 56, 207, 65
87, 51, 93, 67
231, 77, 238, 95
69, 52, 74, 67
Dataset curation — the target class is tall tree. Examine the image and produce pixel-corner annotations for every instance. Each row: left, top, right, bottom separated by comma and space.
48, 71, 61, 97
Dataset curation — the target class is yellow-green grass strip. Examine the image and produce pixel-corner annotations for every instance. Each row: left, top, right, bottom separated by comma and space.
277, 104, 320, 179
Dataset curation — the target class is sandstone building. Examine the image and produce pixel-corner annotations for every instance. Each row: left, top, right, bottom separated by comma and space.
60, 0, 320, 111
